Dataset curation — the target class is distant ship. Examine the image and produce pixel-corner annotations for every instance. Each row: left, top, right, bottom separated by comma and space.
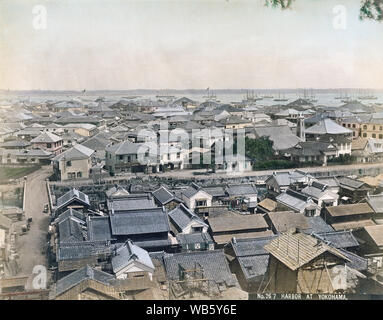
242, 90, 263, 103
273, 92, 288, 102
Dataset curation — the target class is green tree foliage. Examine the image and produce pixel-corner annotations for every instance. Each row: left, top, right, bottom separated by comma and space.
245, 136, 275, 162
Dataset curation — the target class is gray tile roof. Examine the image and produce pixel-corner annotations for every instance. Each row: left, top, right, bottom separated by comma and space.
111, 241, 154, 274
56, 265, 114, 296
152, 186, 182, 205
305, 118, 352, 135
276, 189, 316, 212
107, 194, 156, 212
226, 184, 257, 197
54, 208, 85, 225
254, 125, 301, 150
105, 140, 141, 155
366, 192, 383, 214
176, 232, 213, 245
57, 241, 112, 261
87, 216, 115, 241
202, 186, 226, 198
238, 255, 270, 279
53, 144, 94, 161
314, 230, 359, 249
163, 250, 237, 287
81, 135, 110, 151
110, 208, 170, 236
56, 188, 90, 211
58, 216, 86, 243
168, 204, 207, 232
31, 132, 62, 143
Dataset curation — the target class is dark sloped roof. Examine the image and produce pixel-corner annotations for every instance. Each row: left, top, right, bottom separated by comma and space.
168, 204, 207, 231
107, 194, 156, 212
176, 232, 213, 245
314, 231, 359, 249
88, 216, 115, 241
110, 208, 170, 236
111, 241, 154, 273
56, 265, 114, 296
56, 188, 90, 211
58, 216, 86, 243
163, 250, 237, 286
152, 186, 181, 205
226, 184, 257, 197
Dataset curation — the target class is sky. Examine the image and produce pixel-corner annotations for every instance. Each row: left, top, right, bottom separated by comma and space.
1, 0, 383, 90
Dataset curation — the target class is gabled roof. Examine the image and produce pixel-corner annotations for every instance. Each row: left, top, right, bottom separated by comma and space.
276, 189, 317, 212
81, 135, 110, 151
31, 131, 62, 143
305, 118, 352, 135
111, 241, 155, 274
56, 265, 114, 297
168, 204, 208, 232
152, 186, 182, 205
264, 231, 349, 271
58, 215, 87, 243
53, 208, 85, 225
53, 144, 94, 161
105, 185, 130, 199
105, 140, 141, 155
254, 125, 301, 151
56, 188, 90, 211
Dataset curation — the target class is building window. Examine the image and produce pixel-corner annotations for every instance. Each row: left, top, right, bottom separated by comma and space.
196, 200, 207, 207
47, 143, 52, 148
363, 133, 367, 138
77, 172, 82, 178
177, 152, 181, 159
66, 161, 72, 166
373, 126, 376, 130
380, 134, 383, 139
194, 243, 201, 250
373, 134, 376, 138
363, 125, 367, 130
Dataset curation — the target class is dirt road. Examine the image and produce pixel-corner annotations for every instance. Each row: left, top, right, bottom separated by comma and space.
15, 166, 52, 277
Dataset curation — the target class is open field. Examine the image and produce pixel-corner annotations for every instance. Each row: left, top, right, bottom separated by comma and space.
0, 166, 41, 182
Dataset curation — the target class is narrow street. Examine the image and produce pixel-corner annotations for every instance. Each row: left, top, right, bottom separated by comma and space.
14, 166, 52, 277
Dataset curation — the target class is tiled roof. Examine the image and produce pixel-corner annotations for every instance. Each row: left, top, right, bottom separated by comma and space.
110, 208, 170, 236
305, 118, 352, 135
168, 204, 207, 232
53, 144, 94, 161
111, 241, 154, 274
87, 216, 115, 241
31, 132, 62, 143
56, 265, 114, 296
108, 194, 156, 212
163, 250, 237, 287
56, 188, 90, 211
264, 232, 349, 271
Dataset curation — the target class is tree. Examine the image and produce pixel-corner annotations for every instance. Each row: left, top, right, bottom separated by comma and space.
264, 0, 383, 21
245, 136, 275, 162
